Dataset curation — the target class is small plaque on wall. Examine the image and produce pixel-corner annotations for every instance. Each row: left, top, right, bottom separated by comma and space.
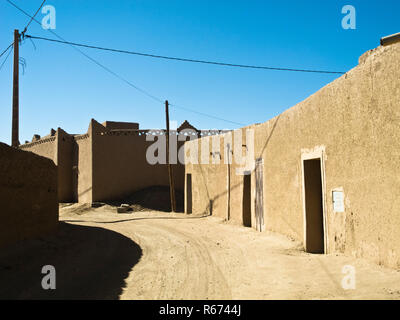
332, 191, 345, 212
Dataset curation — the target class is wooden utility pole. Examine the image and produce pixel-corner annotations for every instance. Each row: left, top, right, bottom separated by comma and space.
165, 100, 176, 212
12, 29, 20, 147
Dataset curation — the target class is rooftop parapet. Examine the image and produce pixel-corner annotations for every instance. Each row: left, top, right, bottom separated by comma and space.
102, 121, 139, 130
380, 32, 400, 46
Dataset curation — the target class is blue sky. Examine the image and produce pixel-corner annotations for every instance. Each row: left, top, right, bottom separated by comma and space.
0, 0, 399, 144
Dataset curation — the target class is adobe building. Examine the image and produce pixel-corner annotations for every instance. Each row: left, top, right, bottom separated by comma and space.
0, 142, 58, 248
184, 35, 400, 269
19, 119, 224, 204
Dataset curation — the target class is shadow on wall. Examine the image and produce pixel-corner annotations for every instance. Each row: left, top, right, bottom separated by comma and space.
0, 222, 142, 300
194, 115, 281, 221
105, 186, 184, 213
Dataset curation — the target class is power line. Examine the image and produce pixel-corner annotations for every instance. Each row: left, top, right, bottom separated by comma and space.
0, 44, 13, 71
6, 0, 164, 103
6, 0, 250, 127
170, 104, 245, 126
24, 34, 346, 75
0, 42, 13, 59
22, 0, 47, 35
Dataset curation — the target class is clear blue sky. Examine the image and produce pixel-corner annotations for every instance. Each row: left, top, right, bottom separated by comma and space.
0, 0, 399, 144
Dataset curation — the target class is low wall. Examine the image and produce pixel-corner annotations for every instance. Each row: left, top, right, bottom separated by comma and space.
0, 143, 58, 248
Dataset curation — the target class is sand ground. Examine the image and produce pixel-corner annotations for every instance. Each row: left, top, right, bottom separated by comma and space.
1, 204, 400, 299
62, 204, 400, 300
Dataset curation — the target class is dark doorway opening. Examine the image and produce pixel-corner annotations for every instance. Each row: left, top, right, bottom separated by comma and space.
242, 174, 251, 227
186, 174, 192, 214
303, 159, 325, 254
255, 159, 264, 232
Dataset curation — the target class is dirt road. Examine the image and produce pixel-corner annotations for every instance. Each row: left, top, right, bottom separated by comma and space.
1, 204, 400, 299
62, 205, 400, 300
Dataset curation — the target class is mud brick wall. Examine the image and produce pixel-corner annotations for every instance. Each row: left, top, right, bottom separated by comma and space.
0, 143, 58, 248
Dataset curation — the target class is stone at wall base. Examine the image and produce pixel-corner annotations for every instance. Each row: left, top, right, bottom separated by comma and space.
91, 202, 105, 208
117, 206, 133, 214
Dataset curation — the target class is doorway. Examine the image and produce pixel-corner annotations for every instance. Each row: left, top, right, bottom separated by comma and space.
242, 174, 251, 227
303, 158, 325, 253
186, 174, 192, 214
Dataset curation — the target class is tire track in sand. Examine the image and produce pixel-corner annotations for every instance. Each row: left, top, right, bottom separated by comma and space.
119, 220, 232, 299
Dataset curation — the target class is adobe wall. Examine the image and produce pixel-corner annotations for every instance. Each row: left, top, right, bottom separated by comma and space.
91, 121, 186, 202
185, 42, 400, 269
19, 135, 57, 162
18, 120, 192, 204
56, 129, 74, 202
20, 130, 75, 203
102, 121, 139, 130
0, 143, 58, 248
74, 131, 93, 203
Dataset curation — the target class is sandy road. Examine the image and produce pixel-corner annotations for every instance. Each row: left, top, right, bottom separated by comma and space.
58, 205, 400, 300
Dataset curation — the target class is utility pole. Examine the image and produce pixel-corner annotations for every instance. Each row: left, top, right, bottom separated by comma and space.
165, 100, 176, 212
12, 29, 20, 147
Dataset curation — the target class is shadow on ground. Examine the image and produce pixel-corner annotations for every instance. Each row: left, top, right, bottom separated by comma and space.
105, 186, 184, 213
0, 222, 142, 300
